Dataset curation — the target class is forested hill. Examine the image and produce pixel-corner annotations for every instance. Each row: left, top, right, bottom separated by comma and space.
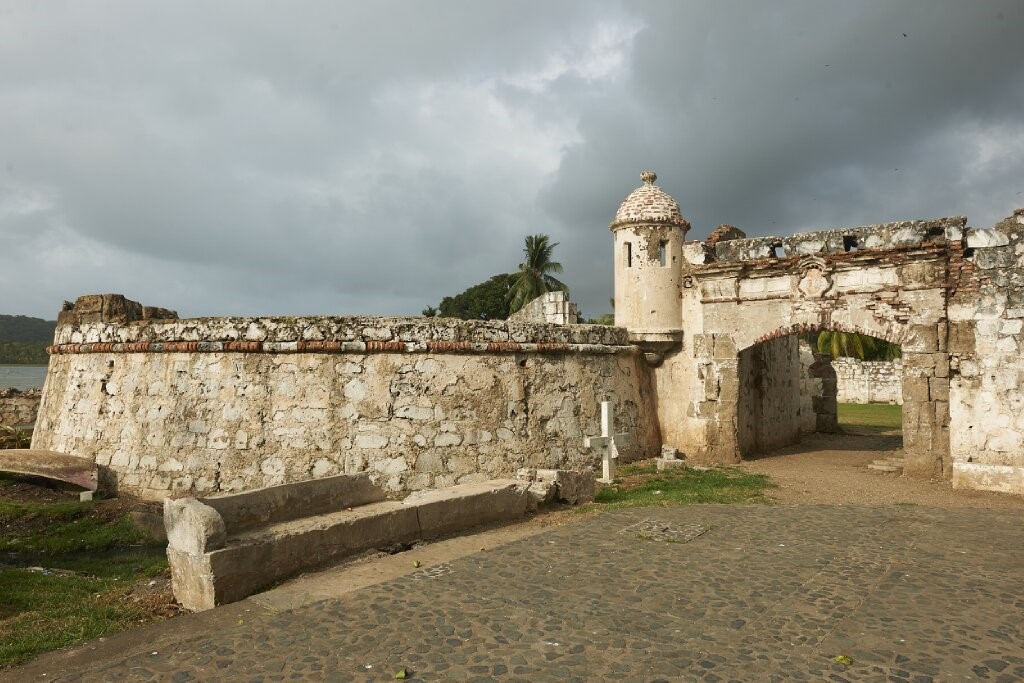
0, 314, 56, 364
0, 314, 56, 342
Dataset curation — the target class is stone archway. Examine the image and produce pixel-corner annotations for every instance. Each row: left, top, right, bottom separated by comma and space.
671, 218, 958, 479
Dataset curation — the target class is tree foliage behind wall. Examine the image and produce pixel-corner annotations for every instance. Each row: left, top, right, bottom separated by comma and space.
0, 341, 49, 364
0, 315, 56, 343
508, 234, 568, 314
811, 331, 902, 361
436, 273, 517, 320
0, 315, 55, 364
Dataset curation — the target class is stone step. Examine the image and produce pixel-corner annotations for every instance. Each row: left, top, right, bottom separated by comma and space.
867, 462, 902, 473
165, 477, 559, 611
876, 458, 905, 467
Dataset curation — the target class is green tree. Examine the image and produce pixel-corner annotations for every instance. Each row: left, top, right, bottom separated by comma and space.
0, 341, 49, 364
507, 234, 569, 314
0, 314, 56, 343
815, 331, 901, 361
435, 273, 517, 320
421, 306, 438, 317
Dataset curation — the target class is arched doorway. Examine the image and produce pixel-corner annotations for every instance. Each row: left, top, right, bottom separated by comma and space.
736, 329, 905, 463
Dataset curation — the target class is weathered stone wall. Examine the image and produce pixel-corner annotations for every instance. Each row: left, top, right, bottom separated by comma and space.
797, 340, 840, 434
34, 299, 661, 499
737, 335, 802, 455
798, 342, 819, 433
0, 388, 41, 427
949, 210, 1024, 493
833, 357, 903, 405
507, 291, 579, 325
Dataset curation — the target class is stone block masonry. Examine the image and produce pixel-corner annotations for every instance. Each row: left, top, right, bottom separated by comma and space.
0, 388, 41, 427
507, 291, 579, 325
833, 357, 903, 405
34, 296, 661, 499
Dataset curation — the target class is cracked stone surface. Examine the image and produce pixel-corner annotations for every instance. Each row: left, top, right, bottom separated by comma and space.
9, 504, 1024, 682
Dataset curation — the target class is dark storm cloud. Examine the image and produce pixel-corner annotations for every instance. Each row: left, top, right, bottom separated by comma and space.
1, 1, 1022, 321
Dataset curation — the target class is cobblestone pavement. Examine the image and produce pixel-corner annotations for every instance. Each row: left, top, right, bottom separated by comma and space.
10, 504, 1024, 682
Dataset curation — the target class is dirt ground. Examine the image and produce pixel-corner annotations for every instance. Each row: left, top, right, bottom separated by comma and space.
737, 428, 1024, 509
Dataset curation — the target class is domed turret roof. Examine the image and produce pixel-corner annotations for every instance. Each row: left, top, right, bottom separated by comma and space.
610, 171, 690, 230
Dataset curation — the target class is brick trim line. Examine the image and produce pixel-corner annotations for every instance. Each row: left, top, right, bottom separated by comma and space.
46, 340, 633, 356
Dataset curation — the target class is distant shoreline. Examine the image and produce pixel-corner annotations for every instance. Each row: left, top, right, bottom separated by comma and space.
0, 364, 48, 367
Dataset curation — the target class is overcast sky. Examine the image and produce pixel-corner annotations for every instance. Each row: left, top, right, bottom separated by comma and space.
2, 1, 1023, 321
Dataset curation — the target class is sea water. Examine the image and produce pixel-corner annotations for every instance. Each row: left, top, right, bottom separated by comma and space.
0, 365, 48, 390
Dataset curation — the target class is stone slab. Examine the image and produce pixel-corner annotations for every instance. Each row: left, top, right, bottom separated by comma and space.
206, 502, 420, 609
404, 480, 531, 539
656, 458, 688, 471
952, 462, 1024, 495
166, 479, 539, 611
533, 468, 596, 505
199, 473, 386, 534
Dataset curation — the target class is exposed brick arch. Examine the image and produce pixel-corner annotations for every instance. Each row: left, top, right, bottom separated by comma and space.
743, 321, 905, 353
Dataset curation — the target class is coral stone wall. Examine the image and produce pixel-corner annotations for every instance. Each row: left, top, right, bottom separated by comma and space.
34, 307, 661, 499
0, 388, 41, 427
737, 335, 802, 455
832, 357, 903, 405
948, 210, 1024, 493
507, 291, 579, 325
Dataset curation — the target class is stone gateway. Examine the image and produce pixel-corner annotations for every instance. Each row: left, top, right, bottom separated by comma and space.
28, 174, 1024, 496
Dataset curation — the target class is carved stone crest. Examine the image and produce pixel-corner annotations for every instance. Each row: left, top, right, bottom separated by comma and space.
796, 256, 832, 298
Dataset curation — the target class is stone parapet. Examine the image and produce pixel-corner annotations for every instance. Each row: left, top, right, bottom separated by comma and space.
52, 299, 627, 348
708, 216, 966, 263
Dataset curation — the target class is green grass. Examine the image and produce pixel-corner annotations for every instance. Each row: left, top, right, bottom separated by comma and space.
0, 491, 168, 669
585, 462, 775, 511
0, 499, 152, 554
0, 560, 164, 667
837, 402, 902, 431
0, 426, 31, 449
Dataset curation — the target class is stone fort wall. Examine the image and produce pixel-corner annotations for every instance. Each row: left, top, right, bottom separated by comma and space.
832, 357, 903, 405
948, 209, 1024, 492
33, 296, 661, 499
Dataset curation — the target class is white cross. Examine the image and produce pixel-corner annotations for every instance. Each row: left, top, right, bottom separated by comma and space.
584, 400, 631, 483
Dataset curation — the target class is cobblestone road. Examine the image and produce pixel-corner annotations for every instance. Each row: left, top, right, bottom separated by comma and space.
9, 504, 1024, 682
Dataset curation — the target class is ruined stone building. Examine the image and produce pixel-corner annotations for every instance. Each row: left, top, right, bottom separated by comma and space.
30, 173, 1024, 496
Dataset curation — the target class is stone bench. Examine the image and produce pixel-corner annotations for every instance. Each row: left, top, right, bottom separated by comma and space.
0, 449, 98, 500
165, 474, 574, 611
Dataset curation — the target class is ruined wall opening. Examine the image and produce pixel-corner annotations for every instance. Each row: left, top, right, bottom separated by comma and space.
736, 329, 904, 461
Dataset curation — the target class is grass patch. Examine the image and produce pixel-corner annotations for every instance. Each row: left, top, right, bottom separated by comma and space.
0, 487, 171, 669
0, 562, 164, 668
837, 402, 902, 431
0, 426, 31, 449
0, 499, 152, 554
584, 461, 775, 512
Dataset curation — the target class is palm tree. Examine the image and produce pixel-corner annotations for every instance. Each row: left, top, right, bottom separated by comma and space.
815, 330, 901, 360
508, 234, 569, 313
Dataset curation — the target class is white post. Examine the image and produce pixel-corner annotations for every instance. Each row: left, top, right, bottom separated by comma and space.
585, 399, 631, 484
